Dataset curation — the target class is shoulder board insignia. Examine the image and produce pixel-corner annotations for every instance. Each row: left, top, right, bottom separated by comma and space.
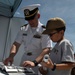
41, 25, 46, 29
21, 24, 28, 27
21, 24, 28, 30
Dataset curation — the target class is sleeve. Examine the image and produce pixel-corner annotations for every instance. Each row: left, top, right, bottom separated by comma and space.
41, 34, 53, 49
61, 41, 75, 63
14, 30, 23, 44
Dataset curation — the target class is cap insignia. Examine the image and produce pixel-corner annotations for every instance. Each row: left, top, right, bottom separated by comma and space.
24, 9, 30, 16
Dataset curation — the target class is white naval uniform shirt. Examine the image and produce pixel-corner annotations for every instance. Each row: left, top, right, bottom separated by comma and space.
15, 21, 52, 62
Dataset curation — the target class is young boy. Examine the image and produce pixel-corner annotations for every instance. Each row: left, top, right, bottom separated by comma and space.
39, 17, 75, 75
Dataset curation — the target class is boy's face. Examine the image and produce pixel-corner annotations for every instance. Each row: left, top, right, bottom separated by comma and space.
48, 30, 64, 42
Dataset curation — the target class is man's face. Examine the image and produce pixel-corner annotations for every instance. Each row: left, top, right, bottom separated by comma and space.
27, 14, 38, 27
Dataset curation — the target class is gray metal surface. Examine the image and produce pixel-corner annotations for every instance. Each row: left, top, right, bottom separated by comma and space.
0, 62, 38, 75
0, 69, 38, 75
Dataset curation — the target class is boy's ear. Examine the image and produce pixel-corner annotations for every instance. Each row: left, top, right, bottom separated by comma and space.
60, 30, 64, 34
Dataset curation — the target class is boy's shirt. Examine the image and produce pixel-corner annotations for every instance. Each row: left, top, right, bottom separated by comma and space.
48, 38, 74, 75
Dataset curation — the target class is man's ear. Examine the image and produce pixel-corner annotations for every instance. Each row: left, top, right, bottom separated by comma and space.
38, 14, 40, 19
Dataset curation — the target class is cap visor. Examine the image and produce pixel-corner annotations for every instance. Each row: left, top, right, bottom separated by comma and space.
42, 30, 53, 34
25, 14, 36, 20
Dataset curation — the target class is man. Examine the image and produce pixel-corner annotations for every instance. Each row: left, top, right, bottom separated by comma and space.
3, 4, 52, 74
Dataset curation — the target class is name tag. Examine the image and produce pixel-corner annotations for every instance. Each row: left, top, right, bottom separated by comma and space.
33, 35, 41, 39
23, 33, 27, 36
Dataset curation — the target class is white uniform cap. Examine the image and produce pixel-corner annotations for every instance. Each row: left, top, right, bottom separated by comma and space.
21, 4, 41, 20
21, 4, 41, 11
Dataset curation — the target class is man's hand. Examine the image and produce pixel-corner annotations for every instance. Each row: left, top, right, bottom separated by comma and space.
22, 61, 35, 67
3, 57, 13, 65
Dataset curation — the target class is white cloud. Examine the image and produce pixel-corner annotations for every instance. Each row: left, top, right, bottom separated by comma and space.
15, 12, 20, 15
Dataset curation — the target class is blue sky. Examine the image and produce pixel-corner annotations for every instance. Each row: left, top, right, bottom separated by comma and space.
14, 0, 75, 52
